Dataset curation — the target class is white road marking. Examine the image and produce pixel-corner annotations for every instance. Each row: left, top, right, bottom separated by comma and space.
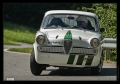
4, 49, 8, 51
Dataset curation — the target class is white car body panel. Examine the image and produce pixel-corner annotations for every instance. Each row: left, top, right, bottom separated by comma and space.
33, 10, 104, 68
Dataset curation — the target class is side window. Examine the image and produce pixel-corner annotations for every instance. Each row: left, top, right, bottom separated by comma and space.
89, 20, 94, 27
87, 17, 96, 30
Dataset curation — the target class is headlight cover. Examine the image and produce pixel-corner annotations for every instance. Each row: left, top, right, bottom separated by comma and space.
90, 38, 100, 48
36, 35, 45, 45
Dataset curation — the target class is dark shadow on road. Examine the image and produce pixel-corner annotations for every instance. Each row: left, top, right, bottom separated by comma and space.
41, 68, 117, 76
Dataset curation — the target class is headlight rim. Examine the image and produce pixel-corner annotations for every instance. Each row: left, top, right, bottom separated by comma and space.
90, 38, 100, 48
36, 35, 46, 45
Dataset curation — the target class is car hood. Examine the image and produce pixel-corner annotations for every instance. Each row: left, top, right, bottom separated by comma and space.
44, 29, 93, 40
41, 29, 98, 48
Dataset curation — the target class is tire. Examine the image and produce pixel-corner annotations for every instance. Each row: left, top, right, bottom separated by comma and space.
59, 68, 71, 75
30, 49, 43, 76
90, 54, 104, 75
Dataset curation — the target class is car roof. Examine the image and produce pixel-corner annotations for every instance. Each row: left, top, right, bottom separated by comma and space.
44, 10, 98, 18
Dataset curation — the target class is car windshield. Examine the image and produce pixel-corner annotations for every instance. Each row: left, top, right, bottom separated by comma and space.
41, 14, 97, 32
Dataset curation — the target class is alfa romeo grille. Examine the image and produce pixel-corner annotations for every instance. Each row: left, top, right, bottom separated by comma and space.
40, 46, 64, 53
64, 40, 72, 54
70, 48, 98, 55
38, 46, 97, 55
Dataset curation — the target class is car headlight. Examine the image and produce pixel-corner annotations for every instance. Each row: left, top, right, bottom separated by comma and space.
90, 38, 100, 48
36, 35, 45, 45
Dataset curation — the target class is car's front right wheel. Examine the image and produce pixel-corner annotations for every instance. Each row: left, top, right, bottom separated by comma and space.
30, 49, 43, 76
90, 56, 103, 75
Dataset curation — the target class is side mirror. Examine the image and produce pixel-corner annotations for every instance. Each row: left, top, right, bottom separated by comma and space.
100, 28, 105, 32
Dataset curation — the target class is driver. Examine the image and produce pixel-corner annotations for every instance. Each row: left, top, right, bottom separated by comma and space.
75, 16, 94, 30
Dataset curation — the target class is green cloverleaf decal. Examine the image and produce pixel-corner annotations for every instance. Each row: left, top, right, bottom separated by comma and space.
64, 30, 72, 40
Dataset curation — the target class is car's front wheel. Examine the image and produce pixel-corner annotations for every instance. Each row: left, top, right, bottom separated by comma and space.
90, 55, 103, 75
30, 49, 44, 76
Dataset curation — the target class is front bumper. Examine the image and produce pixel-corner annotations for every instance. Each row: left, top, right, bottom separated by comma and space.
34, 44, 100, 68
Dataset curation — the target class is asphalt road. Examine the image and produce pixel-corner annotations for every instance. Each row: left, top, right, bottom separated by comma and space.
3, 43, 118, 81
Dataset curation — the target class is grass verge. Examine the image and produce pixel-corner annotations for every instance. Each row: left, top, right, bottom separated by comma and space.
8, 48, 33, 53
4, 21, 37, 45
4, 38, 21, 46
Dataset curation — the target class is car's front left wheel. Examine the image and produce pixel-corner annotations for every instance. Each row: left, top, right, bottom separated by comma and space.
30, 49, 44, 76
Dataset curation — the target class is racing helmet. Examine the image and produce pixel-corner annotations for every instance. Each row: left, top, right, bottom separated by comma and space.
75, 16, 88, 24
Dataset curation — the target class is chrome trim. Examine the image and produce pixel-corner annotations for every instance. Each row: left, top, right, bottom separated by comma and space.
70, 48, 98, 55
37, 46, 98, 55
41, 46, 64, 53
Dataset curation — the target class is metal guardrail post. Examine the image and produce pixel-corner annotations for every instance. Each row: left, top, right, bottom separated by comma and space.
106, 49, 110, 60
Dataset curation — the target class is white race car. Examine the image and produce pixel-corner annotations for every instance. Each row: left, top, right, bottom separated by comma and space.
30, 10, 105, 75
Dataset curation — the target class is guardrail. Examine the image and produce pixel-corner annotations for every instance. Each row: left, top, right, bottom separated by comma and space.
101, 38, 116, 60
